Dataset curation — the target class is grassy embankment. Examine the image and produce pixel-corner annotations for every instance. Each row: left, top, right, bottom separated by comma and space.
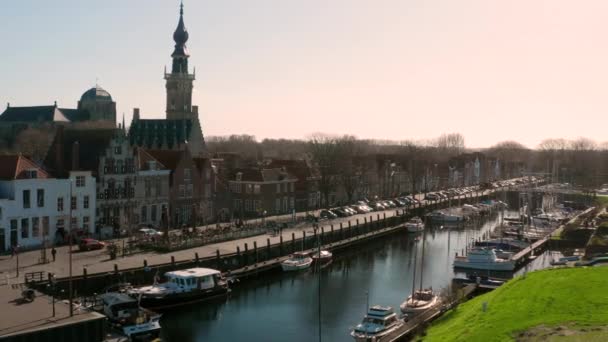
422, 267, 608, 341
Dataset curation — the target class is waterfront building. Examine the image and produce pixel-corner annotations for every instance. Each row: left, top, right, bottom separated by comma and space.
227, 167, 297, 219
267, 159, 320, 212
129, 3, 206, 157
134, 148, 171, 229
0, 155, 96, 251
147, 147, 205, 228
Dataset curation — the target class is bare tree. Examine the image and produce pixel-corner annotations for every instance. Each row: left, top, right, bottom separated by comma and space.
307, 134, 342, 208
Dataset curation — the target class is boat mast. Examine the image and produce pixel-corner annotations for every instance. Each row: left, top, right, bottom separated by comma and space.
411, 238, 418, 300
419, 226, 427, 291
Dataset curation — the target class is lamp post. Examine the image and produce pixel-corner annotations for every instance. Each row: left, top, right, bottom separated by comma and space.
68, 178, 73, 317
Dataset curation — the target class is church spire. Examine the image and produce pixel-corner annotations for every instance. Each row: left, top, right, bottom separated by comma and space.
171, 1, 189, 74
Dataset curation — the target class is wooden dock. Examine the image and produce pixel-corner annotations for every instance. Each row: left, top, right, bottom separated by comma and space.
381, 284, 478, 342
511, 207, 594, 266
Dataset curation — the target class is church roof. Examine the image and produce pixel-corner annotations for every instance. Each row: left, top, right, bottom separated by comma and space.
80, 86, 113, 102
59, 108, 90, 121
0, 106, 70, 123
129, 118, 193, 150
172, 2, 189, 57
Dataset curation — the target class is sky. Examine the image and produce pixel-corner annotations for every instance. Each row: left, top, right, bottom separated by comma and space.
1, 0, 608, 148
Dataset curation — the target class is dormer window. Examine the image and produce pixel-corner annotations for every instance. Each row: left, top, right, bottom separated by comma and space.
148, 160, 157, 171
25, 169, 37, 179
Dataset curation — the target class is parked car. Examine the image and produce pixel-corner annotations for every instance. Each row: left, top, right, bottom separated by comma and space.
424, 194, 439, 201
332, 208, 351, 217
350, 205, 368, 214
369, 202, 385, 211
320, 210, 338, 219
343, 207, 358, 216
78, 238, 106, 251
139, 228, 163, 237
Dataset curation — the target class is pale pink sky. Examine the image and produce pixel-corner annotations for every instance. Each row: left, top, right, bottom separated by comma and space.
1, 0, 608, 147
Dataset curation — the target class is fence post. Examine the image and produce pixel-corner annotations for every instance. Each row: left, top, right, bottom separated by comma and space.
292, 232, 296, 253
236, 246, 241, 268
302, 231, 307, 249
244, 243, 249, 266
253, 241, 258, 265
195, 252, 199, 263
267, 238, 271, 261
280, 235, 284, 256
216, 250, 221, 269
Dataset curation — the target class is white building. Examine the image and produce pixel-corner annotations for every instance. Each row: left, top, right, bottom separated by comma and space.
0, 155, 96, 252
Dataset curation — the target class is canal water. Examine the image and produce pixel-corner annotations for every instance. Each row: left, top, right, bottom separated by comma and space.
161, 212, 555, 342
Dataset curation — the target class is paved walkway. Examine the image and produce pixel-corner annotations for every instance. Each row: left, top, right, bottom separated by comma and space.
0, 180, 534, 282
0, 210, 403, 281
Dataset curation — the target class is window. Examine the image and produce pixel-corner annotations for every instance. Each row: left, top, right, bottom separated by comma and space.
230, 183, 241, 193
254, 200, 261, 212
245, 184, 253, 194
113, 207, 120, 218
25, 170, 37, 179
234, 199, 242, 210
275, 198, 281, 212
245, 199, 252, 211
114, 146, 122, 155
75, 176, 86, 187
145, 179, 151, 196
254, 184, 261, 194
276, 184, 281, 194
290, 197, 295, 209
37, 189, 44, 207
57, 197, 64, 212
117, 160, 124, 174
23, 190, 30, 209
71, 196, 77, 210
290, 182, 295, 192
56, 218, 65, 229
84, 195, 89, 209
155, 178, 162, 196
21, 218, 29, 238
151, 205, 157, 222
83, 216, 89, 231
179, 185, 185, 198
184, 168, 191, 183
42, 217, 49, 236
32, 217, 40, 237
141, 206, 147, 221
186, 184, 193, 198
71, 217, 78, 229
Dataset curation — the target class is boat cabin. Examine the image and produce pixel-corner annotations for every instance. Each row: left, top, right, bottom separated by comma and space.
100, 293, 139, 321
363, 305, 398, 326
291, 251, 311, 260
164, 268, 222, 291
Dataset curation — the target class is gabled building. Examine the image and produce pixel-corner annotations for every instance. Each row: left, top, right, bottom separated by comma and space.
134, 148, 171, 229
227, 167, 297, 219
267, 159, 320, 211
0, 155, 95, 251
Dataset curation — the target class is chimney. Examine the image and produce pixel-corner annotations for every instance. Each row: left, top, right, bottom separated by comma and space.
133, 108, 140, 121
54, 100, 57, 107
192, 105, 198, 114
71, 141, 79, 171
55, 126, 65, 176
6, 102, 9, 108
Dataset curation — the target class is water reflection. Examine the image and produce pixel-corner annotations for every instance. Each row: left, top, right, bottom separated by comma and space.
161, 211, 551, 342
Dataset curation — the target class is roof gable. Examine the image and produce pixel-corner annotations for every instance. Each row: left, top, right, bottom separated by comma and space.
0, 155, 50, 180
0, 106, 70, 123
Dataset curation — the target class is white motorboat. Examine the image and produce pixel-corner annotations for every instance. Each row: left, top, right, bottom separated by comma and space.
281, 251, 313, 271
400, 289, 440, 315
350, 305, 404, 342
453, 248, 515, 271
405, 217, 425, 233
426, 210, 465, 223
312, 250, 333, 264
126, 268, 230, 311
99, 292, 162, 341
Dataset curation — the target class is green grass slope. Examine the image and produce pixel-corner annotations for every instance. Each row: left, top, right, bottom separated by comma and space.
423, 267, 608, 342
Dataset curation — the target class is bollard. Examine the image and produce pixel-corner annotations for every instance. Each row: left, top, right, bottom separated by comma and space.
267, 238, 271, 260
195, 252, 199, 262
143, 259, 148, 267
114, 264, 119, 274
83, 267, 88, 279
280, 235, 284, 255
171, 255, 175, 265
216, 250, 221, 268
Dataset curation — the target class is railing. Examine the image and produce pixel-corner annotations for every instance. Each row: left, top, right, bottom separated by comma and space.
24, 271, 45, 284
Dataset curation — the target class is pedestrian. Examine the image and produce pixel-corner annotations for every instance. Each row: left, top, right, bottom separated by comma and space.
51, 247, 57, 262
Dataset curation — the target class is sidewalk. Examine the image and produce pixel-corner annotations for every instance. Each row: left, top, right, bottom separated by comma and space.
0, 209, 402, 281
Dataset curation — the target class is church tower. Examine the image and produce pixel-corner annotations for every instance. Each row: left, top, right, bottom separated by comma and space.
164, 2, 205, 155
165, 2, 195, 121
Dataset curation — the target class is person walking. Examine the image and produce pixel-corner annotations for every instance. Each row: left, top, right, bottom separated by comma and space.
51, 247, 57, 262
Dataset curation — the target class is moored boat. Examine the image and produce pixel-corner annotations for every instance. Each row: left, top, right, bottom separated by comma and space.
404, 216, 425, 233
453, 248, 515, 271
281, 251, 313, 271
312, 250, 333, 265
126, 267, 230, 311
350, 305, 404, 342
99, 292, 162, 341
399, 289, 439, 315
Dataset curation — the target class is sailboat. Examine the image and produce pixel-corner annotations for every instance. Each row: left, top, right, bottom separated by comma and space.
400, 228, 439, 315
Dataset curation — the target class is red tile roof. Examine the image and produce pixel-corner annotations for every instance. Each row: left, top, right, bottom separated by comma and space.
0, 155, 50, 180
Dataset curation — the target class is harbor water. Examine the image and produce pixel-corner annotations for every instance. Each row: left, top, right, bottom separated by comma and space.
160, 212, 554, 342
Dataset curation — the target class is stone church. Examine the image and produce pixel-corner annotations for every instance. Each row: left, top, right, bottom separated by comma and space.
128, 3, 206, 156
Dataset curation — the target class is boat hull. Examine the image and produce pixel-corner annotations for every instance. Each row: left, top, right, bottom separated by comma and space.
399, 295, 440, 315
281, 260, 313, 272
136, 286, 230, 311
350, 322, 404, 342
453, 260, 515, 271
